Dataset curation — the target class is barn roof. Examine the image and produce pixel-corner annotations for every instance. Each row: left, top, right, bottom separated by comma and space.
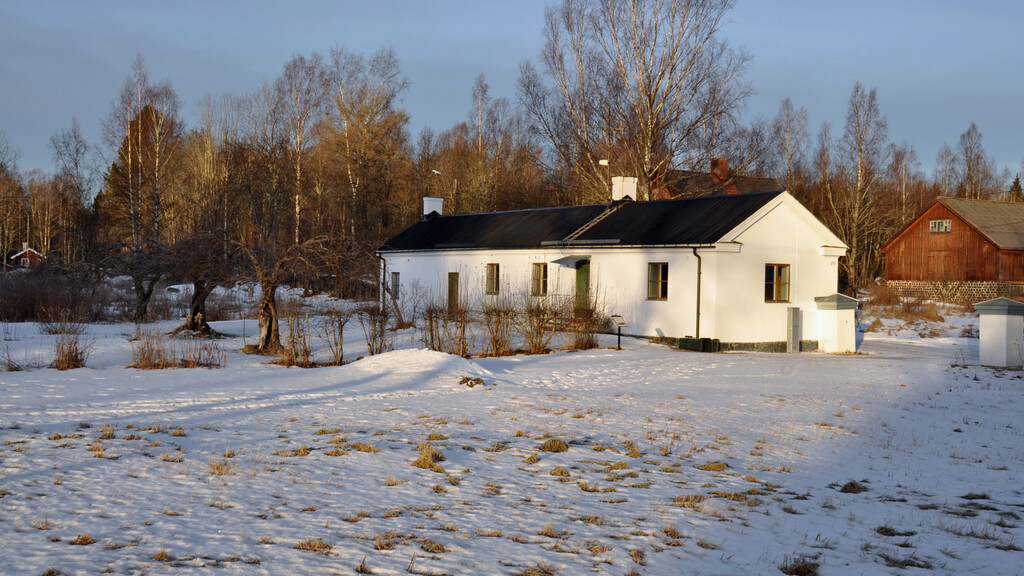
939, 197, 1024, 250
378, 191, 785, 253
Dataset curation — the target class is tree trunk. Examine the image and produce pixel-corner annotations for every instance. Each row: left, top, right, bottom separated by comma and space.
132, 273, 160, 323
184, 280, 214, 334
256, 280, 281, 351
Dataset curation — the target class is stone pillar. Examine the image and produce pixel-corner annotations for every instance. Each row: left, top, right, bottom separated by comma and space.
814, 293, 859, 353
974, 297, 1024, 368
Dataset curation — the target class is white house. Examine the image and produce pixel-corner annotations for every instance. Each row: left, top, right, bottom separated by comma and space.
377, 183, 850, 351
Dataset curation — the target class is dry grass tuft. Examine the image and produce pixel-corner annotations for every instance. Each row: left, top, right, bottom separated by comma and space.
779, 553, 821, 576
351, 442, 380, 453
208, 459, 236, 476
151, 549, 173, 561
295, 537, 332, 554
550, 466, 571, 477
513, 563, 556, 576
539, 437, 569, 453
839, 480, 868, 494
419, 538, 448, 553
413, 442, 445, 470
70, 533, 96, 545
695, 461, 729, 472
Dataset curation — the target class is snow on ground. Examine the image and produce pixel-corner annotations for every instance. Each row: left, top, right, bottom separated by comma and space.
0, 305, 1022, 575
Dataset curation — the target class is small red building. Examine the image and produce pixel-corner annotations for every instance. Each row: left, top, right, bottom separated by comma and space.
881, 197, 1024, 302
8, 244, 45, 269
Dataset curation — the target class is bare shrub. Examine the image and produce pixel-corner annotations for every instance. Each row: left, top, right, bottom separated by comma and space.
445, 307, 470, 357
52, 332, 91, 370
483, 299, 517, 356
566, 303, 609, 351
422, 303, 471, 357
519, 297, 561, 354
176, 334, 226, 369
129, 330, 174, 369
319, 307, 352, 366
422, 305, 448, 352
130, 329, 224, 369
38, 307, 88, 335
358, 304, 392, 356
867, 283, 901, 307
280, 313, 313, 367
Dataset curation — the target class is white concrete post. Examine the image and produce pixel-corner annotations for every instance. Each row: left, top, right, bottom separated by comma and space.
814, 293, 859, 353
974, 297, 1024, 368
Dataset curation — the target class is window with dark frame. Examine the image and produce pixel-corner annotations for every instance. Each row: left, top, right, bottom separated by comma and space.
390, 271, 400, 299
647, 263, 668, 300
485, 263, 500, 295
928, 219, 952, 233
764, 264, 790, 302
531, 263, 548, 296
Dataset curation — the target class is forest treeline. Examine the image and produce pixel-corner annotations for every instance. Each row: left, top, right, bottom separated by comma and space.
0, 0, 1020, 347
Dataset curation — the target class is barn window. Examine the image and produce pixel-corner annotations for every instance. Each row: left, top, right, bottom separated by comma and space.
390, 271, 400, 299
647, 263, 669, 300
485, 263, 500, 295
765, 264, 790, 302
929, 219, 952, 233
20, 258, 29, 267
531, 263, 548, 296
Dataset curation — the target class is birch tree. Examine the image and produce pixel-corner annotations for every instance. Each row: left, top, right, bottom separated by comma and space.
818, 83, 890, 289
275, 52, 330, 243
520, 0, 750, 201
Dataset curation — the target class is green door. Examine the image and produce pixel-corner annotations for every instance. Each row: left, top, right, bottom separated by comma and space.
575, 260, 590, 310
447, 272, 460, 311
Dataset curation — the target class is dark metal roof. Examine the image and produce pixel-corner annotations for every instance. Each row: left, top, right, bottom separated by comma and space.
378, 191, 784, 253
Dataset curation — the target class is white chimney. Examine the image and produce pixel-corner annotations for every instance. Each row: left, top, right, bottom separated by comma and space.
611, 176, 637, 202
423, 196, 444, 218
22, 242, 28, 251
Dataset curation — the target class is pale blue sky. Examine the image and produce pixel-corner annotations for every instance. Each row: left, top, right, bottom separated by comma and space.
1, 1, 1021, 180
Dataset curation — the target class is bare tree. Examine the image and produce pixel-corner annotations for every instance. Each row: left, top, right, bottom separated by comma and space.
953, 123, 1005, 199
520, 0, 751, 201
818, 83, 890, 289
0, 132, 23, 255
276, 52, 330, 244
327, 46, 410, 239
933, 142, 956, 197
771, 98, 809, 194
888, 141, 920, 224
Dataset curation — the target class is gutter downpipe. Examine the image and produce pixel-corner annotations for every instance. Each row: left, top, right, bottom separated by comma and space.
692, 247, 702, 339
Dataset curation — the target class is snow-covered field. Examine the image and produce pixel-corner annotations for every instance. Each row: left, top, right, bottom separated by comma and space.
1, 302, 1022, 575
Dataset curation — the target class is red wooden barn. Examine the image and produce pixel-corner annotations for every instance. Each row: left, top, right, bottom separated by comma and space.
881, 197, 1024, 302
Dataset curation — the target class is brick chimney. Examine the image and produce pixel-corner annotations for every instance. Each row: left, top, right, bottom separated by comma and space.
709, 158, 740, 195
710, 158, 728, 183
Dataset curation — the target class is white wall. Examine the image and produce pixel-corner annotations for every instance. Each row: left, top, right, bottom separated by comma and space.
380, 195, 843, 344
709, 197, 842, 343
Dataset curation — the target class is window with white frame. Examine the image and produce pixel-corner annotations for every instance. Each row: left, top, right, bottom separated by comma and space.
929, 219, 952, 233
531, 263, 548, 296
390, 271, 400, 299
647, 263, 668, 300
485, 263, 500, 295
764, 264, 790, 302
